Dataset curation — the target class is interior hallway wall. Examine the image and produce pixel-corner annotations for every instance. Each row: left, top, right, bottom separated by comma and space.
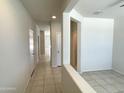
0, 0, 37, 93
84, 18, 114, 72
35, 25, 41, 63
113, 17, 124, 75
51, 19, 62, 67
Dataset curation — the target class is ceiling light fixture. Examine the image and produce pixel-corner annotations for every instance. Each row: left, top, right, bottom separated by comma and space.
52, 16, 56, 19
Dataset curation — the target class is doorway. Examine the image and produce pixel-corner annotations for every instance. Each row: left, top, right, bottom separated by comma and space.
44, 30, 51, 62
29, 29, 35, 67
40, 31, 45, 56
39, 26, 51, 63
70, 20, 78, 70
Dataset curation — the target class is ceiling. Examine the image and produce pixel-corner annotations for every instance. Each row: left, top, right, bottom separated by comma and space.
21, 0, 63, 22
74, 0, 124, 18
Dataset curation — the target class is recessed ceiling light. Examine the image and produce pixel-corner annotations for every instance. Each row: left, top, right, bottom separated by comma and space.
52, 16, 56, 19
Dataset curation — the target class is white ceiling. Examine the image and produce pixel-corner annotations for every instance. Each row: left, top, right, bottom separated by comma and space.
21, 0, 62, 22
74, 0, 124, 18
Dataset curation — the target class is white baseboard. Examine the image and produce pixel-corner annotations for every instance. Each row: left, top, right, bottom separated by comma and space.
82, 68, 112, 73
113, 69, 124, 75
23, 65, 36, 93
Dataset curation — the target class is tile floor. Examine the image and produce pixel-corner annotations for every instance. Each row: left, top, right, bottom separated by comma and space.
25, 61, 62, 93
81, 70, 124, 93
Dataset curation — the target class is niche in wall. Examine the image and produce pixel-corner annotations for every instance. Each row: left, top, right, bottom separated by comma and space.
70, 20, 78, 70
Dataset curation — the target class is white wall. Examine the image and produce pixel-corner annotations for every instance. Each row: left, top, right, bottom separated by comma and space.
113, 17, 124, 75
35, 25, 40, 63
84, 18, 114, 71
51, 19, 62, 67
0, 0, 36, 93
63, 9, 114, 72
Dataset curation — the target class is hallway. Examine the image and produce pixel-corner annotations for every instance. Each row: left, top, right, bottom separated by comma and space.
25, 60, 62, 93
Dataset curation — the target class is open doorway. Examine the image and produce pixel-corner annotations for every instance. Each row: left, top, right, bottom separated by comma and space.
44, 30, 51, 62
29, 29, 35, 68
40, 31, 45, 56
70, 20, 78, 70
39, 29, 51, 62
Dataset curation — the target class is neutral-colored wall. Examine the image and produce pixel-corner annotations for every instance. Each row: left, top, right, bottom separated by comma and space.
51, 19, 62, 67
113, 17, 124, 75
0, 0, 36, 93
84, 18, 114, 71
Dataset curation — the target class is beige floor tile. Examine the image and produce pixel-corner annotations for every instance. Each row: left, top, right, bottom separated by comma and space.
25, 60, 62, 93
31, 87, 43, 93
30, 80, 44, 87
44, 86, 56, 93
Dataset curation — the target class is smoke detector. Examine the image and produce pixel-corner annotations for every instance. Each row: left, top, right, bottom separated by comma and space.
93, 0, 124, 15
93, 10, 103, 15
120, 4, 124, 7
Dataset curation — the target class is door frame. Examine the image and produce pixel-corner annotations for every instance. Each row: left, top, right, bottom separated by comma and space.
70, 17, 81, 72
70, 20, 78, 70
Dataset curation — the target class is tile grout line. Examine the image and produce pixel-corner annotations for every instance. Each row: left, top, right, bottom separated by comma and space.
53, 69, 58, 93
43, 70, 45, 93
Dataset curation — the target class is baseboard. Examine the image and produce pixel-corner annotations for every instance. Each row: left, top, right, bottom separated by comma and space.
23, 66, 36, 93
113, 69, 124, 75
23, 76, 31, 93
52, 65, 58, 68
82, 68, 112, 73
